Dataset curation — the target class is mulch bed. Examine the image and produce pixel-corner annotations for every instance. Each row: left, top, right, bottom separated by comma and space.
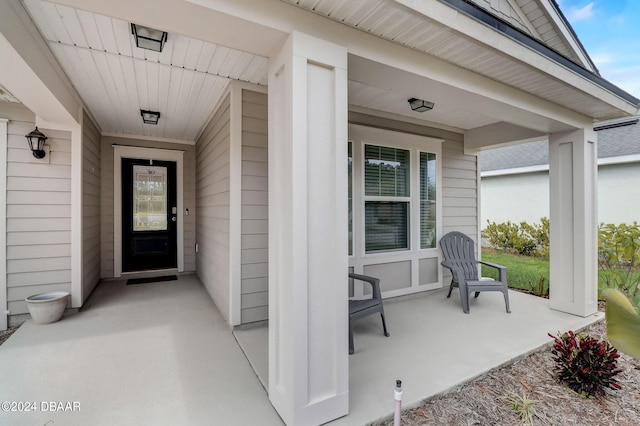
377, 314, 640, 426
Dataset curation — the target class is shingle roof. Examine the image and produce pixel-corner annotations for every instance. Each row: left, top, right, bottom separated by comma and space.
480, 118, 640, 171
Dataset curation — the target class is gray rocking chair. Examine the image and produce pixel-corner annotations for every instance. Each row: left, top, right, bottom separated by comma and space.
439, 231, 511, 314
349, 273, 389, 354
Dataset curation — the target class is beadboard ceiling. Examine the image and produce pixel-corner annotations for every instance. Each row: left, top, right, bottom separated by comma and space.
20, 0, 634, 143
23, 0, 269, 142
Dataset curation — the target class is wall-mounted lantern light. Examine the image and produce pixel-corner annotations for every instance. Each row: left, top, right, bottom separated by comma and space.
131, 23, 168, 52
140, 109, 161, 125
408, 98, 435, 112
25, 127, 47, 159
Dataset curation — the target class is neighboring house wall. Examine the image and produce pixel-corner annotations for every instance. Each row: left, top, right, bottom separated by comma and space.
481, 171, 549, 224
1, 103, 72, 318
196, 93, 231, 320
481, 121, 640, 227
482, 163, 640, 226
82, 112, 101, 299
240, 90, 268, 324
100, 136, 197, 278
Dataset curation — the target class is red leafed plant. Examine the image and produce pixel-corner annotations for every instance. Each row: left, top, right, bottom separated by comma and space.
548, 330, 622, 398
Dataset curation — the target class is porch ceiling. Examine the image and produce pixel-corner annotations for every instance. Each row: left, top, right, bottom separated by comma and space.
16, 0, 639, 144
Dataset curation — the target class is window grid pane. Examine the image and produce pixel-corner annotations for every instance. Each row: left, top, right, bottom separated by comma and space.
420, 152, 437, 248
365, 201, 408, 252
133, 165, 168, 231
364, 145, 409, 197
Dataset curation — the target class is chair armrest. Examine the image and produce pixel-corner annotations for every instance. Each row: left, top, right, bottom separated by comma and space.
349, 273, 382, 300
478, 261, 507, 284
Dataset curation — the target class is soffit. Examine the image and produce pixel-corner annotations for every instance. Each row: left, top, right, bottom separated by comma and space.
281, 0, 636, 121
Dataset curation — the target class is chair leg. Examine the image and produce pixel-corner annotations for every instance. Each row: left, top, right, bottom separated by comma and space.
447, 280, 455, 298
474, 291, 480, 298
461, 290, 470, 314
503, 289, 511, 313
349, 318, 354, 355
380, 312, 390, 337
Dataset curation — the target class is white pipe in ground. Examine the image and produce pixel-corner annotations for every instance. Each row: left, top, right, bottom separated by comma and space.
394, 379, 403, 426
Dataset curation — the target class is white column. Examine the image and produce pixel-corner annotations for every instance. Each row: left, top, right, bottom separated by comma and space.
268, 32, 349, 426
549, 128, 598, 317
0, 119, 8, 330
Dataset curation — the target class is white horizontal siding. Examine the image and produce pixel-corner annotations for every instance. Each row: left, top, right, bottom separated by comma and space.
196, 93, 232, 321
1, 104, 72, 315
240, 89, 268, 324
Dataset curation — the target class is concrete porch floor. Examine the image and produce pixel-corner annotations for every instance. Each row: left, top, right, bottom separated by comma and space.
0, 275, 283, 426
0, 275, 603, 426
235, 287, 603, 425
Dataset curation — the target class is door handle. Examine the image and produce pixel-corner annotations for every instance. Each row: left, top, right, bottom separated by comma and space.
172, 217, 177, 222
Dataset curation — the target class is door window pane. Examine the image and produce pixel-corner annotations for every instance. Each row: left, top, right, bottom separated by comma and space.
133, 165, 168, 231
364, 145, 409, 197
420, 152, 437, 248
365, 201, 408, 252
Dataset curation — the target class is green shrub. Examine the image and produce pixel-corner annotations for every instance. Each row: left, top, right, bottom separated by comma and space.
548, 330, 621, 398
482, 218, 549, 257
598, 222, 640, 307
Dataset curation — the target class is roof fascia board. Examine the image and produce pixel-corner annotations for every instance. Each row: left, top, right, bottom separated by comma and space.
541, 0, 598, 73
506, 0, 541, 38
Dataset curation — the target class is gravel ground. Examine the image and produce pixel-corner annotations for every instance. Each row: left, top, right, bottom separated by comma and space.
377, 312, 640, 426
0, 326, 19, 346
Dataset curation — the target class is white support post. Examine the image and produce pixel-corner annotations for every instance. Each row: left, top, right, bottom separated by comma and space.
549, 128, 598, 317
0, 119, 8, 330
268, 32, 349, 426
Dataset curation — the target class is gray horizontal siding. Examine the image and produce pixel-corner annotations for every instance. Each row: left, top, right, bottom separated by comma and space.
240, 89, 268, 324
442, 141, 479, 242
1, 103, 72, 315
196, 94, 231, 320
83, 112, 101, 301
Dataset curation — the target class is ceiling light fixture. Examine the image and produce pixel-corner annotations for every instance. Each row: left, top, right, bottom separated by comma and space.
131, 23, 168, 52
140, 110, 161, 125
408, 98, 434, 112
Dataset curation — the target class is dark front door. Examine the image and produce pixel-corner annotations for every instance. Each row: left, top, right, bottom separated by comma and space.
122, 158, 177, 272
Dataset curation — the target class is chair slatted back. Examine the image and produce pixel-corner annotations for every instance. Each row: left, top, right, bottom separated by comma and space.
439, 231, 479, 281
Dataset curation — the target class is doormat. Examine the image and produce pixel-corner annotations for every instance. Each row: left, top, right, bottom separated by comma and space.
126, 275, 178, 285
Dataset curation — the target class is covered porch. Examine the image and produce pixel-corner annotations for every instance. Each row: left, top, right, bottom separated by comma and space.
0, 1, 636, 425
0, 275, 600, 425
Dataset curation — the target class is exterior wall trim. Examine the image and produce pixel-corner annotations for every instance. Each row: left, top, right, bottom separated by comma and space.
112, 145, 185, 277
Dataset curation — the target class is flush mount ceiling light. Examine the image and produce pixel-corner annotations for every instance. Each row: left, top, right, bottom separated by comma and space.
408, 98, 435, 112
131, 23, 167, 52
140, 109, 161, 125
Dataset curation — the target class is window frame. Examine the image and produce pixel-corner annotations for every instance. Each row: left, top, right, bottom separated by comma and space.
362, 143, 412, 253
348, 124, 444, 299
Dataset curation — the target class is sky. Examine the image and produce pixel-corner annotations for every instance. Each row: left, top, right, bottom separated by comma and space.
557, 0, 640, 98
